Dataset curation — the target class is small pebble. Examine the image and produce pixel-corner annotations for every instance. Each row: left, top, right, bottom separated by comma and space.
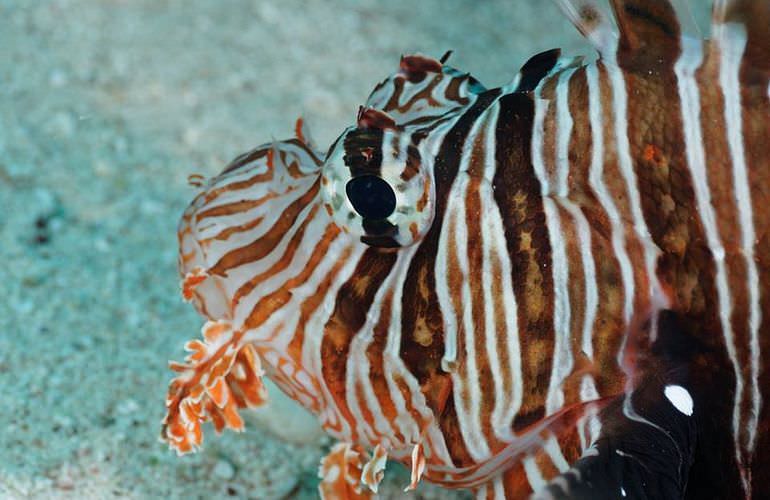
116, 398, 139, 415
213, 459, 235, 480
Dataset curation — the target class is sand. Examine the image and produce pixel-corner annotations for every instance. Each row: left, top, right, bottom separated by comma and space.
0, 1, 707, 498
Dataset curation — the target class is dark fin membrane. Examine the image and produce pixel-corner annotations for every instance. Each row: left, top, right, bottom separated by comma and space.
610, 0, 683, 65
555, 1, 700, 67
713, 0, 770, 77
554, 0, 619, 58
538, 311, 699, 500
515, 49, 562, 93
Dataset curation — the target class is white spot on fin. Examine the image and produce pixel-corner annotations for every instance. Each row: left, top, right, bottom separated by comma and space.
664, 385, 693, 416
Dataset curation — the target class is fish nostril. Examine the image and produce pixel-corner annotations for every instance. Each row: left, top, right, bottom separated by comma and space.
345, 174, 396, 220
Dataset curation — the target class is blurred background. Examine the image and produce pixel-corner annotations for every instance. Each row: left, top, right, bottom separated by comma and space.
0, 0, 672, 498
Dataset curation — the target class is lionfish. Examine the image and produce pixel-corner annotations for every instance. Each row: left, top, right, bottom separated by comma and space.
161, 1, 770, 498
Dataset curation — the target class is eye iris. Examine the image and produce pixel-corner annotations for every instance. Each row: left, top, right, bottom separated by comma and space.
345, 175, 396, 220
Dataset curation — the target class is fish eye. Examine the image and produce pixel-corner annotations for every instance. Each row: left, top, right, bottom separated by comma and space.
321, 125, 434, 248
345, 175, 396, 220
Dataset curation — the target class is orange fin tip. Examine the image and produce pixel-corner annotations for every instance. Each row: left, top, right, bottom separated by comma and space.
181, 266, 208, 302
404, 442, 426, 492
361, 444, 388, 493
318, 443, 374, 500
161, 321, 268, 455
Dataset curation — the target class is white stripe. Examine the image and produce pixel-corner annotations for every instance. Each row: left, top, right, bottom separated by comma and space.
523, 455, 547, 492
302, 235, 364, 441
554, 68, 576, 194
345, 261, 404, 446
676, 33, 746, 475
554, 67, 599, 361
585, 63, 636, 344
577, 378, 601, 453
533, 73, 573, 415
381, 247, 428, 447
605, 50, 668, 327
544, 434, 571, 473
492, 477, 506, 500
479, 102, 524, 440
431, 112, 472, 372
718, 21, 762, 458
437, 110, 493, 460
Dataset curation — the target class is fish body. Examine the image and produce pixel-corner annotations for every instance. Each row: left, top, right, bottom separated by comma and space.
162, 1, 770, 498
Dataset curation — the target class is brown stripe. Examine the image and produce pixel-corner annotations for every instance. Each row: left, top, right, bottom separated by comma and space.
232, 205, 327, 306
203, 168, 275, 204
739, 44, 770, 499
565, 67, 627, 396
556, 202, 589, 405
195, 192, 279, 222
492, 92, 553, 432
320, 248, 397, 443
398, 89, 501, 467
464, 109, 505, 453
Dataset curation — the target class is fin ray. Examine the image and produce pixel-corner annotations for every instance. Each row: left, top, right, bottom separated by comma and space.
554, 0, 620, 58
713, 0, 770, 76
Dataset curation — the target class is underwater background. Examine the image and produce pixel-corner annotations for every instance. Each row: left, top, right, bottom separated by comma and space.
0, 1, 708, 498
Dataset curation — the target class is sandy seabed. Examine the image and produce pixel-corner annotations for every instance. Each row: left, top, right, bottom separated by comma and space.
0, 1, 599, 498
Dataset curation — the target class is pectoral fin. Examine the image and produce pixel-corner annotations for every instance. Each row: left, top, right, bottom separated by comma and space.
537, 311, 699, 500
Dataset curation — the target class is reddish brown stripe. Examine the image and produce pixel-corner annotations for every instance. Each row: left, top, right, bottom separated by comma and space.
207, 169, 273, 200
203, 214, 265, 244
320, 249, 397, 443
364, 293, 406, 444
221, 148, 269, 175
232, 203, 326, 306
399, 90, 500, 467
500, 460, 532, 499
195, 192, 278, 222
209, 180, 320, 276
465, 111, 505, 453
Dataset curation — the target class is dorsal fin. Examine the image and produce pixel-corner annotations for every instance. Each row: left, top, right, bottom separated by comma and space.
554, 0, 619, 59
712, 0, 770, 77
515, 48, 562, 92
363, 53, 486, 127
610, 0, 682, 65
556, 0, 702, 68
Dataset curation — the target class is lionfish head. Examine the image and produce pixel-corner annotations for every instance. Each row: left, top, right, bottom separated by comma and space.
164, 52, 486, 456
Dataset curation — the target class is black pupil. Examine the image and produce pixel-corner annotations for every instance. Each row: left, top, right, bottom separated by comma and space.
345, 175, 396, 220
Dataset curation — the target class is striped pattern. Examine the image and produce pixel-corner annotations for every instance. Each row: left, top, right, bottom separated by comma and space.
163, 2, 770, 499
